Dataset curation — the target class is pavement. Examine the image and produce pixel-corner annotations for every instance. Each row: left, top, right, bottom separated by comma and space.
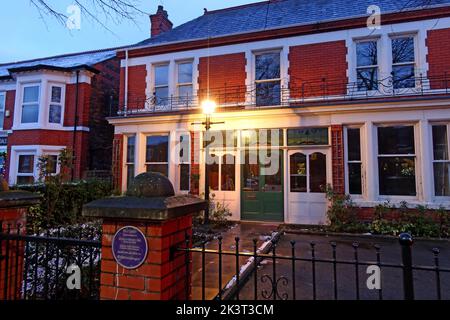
238, 232, 450, 300
191, 222, 279, 300
191, 222, 450, 300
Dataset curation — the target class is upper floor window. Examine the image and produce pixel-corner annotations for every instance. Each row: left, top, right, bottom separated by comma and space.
432, 124, 450, 197
356, 40, 378, 91
377, 125, 416, 196
21, 85, 40, 124
177, 62, 193, 100
49, 85, 63, 124
154, 64, 169, 105
0, 92, 5, 129
391, 36, 416, 89
255, 52, 281, 106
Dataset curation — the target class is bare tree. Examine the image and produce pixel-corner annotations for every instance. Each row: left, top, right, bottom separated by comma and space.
30, 0, 147, 32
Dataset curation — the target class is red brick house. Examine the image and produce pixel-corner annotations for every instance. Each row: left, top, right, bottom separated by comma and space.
110, 1, 450, 224
0, 48, 120, 184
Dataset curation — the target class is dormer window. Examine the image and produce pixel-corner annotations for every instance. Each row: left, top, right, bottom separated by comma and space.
21, 85, 40, 124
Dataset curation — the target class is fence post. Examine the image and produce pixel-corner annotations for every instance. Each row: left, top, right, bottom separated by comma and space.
0, 184, 41, 300
82, 172, 206, 300
399, 233, 414, 300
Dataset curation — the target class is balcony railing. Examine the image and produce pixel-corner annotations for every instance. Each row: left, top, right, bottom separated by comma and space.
118, 74, 450, 116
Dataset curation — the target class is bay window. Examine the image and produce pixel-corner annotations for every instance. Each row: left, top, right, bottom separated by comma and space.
377, 125, 416, 196
21, 85, 40, 123
17, 154, 35, 184
255, 52, 281, 106
432, 124, 450, 197
391, 36, 416, 89
356, 40, 378, 91
346, 127, 362, 195
145, 135, 169, 176
154, 64, 169, 105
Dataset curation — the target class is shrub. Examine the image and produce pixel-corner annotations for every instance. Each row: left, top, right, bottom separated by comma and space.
325, 185, 368, 233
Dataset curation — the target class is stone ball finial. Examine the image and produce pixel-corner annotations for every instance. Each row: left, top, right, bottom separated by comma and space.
126, 172, 175, 198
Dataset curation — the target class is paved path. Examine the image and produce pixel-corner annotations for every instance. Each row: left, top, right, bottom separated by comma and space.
191, 222, 279, 300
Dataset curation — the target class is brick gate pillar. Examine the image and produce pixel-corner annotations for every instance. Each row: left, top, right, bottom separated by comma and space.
82, 172, 206, 300
0, 186, 41, 300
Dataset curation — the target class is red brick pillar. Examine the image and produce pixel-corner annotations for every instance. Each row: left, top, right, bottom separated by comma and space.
112, 134, 124, 192
0, 190, 41, 300
331, 125, 345, 194
82, 172, 206, 301
98, 215, 192, 300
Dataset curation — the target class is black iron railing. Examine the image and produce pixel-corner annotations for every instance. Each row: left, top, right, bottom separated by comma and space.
119, 74, 450, 115
178, 232, 449, 300
0, 224, 101, 300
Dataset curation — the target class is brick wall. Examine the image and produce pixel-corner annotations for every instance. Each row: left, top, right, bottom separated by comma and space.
64, 82, 91, 128
426, 28, 450, 89
119, 65, 147, 111
7, 129, 89, 180
331, 125, 345, 194
99, 215, 192, 300
111, 134, 124, 192
289, 41, 348, 98
198, 53, 247, 104
3, 90, 15, 130
88, 58, 120, 171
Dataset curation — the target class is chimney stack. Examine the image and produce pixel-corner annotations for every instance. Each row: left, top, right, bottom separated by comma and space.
150, 5, 173, 37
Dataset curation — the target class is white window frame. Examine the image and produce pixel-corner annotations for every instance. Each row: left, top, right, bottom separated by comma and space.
354, 39, 380, 92
16, 153, 37, 185
152, 63, 170, 106
208, 151, 237, 192
125, 134, 136, 187
20, 83, 41, 125
0, 91, 5, 130
145, 134, 169, 176
389, 34, 418, 89
253, 50, 282, 106
344, 125, 365, 198
9, 145, 64, 185
176, 60, 193, 98
47, 83, 66, 127
431, 122, 450, 200
178, 133, 191, 193
375, 123, 419, 201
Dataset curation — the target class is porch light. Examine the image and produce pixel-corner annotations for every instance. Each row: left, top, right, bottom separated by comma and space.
201, 99, 216, 115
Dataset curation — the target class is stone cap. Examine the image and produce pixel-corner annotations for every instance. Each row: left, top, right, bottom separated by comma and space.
82, 195, 206, 221
0, 191, 42, 208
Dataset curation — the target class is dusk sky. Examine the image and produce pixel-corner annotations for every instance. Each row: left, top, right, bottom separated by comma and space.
0, 0, 256, 63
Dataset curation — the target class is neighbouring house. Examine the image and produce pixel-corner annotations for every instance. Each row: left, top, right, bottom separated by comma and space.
110, 0, 450, 224
0, 48, 120, 184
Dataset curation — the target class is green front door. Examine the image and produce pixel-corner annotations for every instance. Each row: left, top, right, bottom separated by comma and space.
241, 150, 284, 221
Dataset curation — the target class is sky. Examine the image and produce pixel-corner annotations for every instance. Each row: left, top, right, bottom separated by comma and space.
0, 0, 257, 64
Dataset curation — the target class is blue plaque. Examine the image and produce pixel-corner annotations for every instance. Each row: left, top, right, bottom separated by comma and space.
112, 226, 148, 269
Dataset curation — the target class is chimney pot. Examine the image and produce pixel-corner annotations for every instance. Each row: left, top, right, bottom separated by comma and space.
150, 5, 173, 38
